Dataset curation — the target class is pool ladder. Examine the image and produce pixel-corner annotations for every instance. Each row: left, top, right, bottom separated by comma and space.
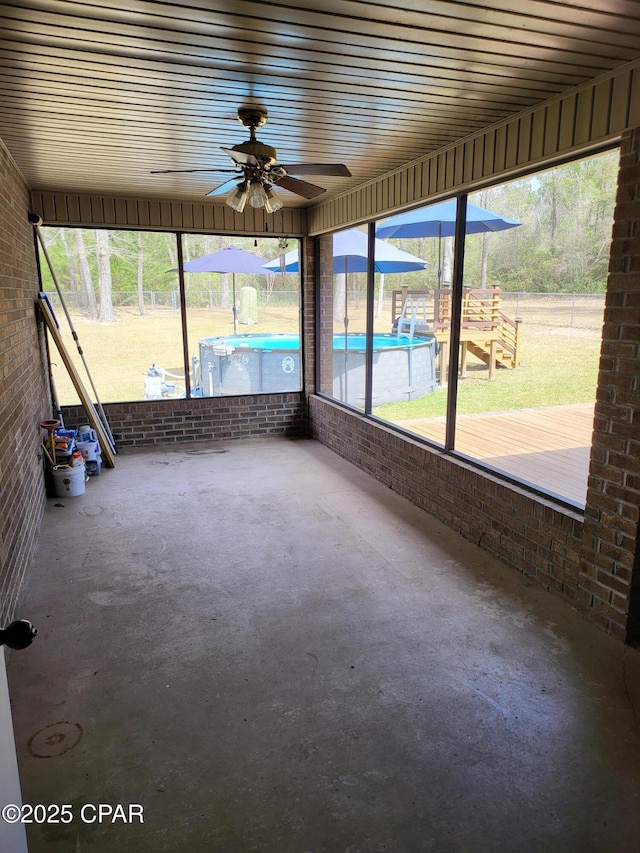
396, 296, 429, 342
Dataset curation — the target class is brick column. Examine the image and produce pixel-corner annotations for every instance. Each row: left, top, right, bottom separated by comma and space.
580, 128, 640, 643
301, 236, 316, 395
316, 235, 335, 396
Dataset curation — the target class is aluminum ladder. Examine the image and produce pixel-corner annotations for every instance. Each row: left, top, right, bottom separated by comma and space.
396, 296, 429, 341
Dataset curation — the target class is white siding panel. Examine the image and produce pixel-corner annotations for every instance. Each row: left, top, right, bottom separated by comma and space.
574, 88, 594, 145
30, 193, 306, 235
544, 101, 561, 155
308, 61, 635, 235
518, 114, 532, 165
592, 79, 613, 139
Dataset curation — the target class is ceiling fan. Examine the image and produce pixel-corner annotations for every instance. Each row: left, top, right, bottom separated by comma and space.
151, 107, 352, 213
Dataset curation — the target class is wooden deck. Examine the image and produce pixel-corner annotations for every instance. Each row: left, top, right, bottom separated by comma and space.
399, 403, 595, 506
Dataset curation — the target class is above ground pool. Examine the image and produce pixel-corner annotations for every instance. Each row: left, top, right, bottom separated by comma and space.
197, 332, 437, 404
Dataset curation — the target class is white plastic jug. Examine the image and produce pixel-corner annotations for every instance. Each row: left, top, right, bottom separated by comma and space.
78, 424, 97, 443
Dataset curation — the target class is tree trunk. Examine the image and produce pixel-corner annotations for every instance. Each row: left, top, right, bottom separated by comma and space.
376, 273, 385, 320
480, 233, 489, 288
137, 231, 145, 316
74, 229, 98, 320
264, 273, 275, 302
60, 231, 79, 295
220, 273, 230, 310
334, 273, 347, 325
549, 171, 558, 248
164, 233, 177, 270
95, 230, 114, 323
442, 237, 453, 286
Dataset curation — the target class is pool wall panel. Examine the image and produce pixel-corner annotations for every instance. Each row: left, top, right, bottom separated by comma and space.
199, 334, 436, 403
333, 343, 438, 406
199, 343, 301, 396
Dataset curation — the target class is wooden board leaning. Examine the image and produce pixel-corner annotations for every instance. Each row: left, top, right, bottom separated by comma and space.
37, 293, 116, 468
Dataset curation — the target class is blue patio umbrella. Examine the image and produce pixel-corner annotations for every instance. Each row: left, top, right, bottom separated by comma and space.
375, 199, 520, 284
180, 245, 268, 275
262, 227, 428, 274
179, 246, 268, 332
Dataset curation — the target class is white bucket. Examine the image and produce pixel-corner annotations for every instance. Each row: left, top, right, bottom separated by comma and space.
52, 465, 86, 498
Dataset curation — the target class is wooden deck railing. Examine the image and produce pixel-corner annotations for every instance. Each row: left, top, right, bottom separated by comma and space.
392, 286, 522, 372
498, 310, 521, 364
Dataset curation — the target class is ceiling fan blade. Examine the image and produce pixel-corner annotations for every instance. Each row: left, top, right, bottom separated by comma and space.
221, 147, 259, 168
273, 175, 327, 199
206, 177, 244, 197
281, 164, 351, 177
151, 168, 240, 174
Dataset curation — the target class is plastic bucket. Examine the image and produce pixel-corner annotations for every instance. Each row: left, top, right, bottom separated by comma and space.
52, 465, 85, 498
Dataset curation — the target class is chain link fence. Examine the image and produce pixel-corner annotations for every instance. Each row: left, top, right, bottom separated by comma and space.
499, 293, 605, 329
44, 289, 605, 328
43, 290, 301, 312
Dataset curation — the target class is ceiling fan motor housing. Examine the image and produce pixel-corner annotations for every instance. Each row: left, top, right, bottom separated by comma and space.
232, 140, 277, 165
237, 107, 268, 128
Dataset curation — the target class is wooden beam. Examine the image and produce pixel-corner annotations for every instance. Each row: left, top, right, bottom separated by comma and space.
37, 295, 116, 468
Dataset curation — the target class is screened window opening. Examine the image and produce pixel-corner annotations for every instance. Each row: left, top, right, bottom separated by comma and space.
37, 230, 301, 404
318, 148, 617, 508
454, 152, 614, 505
373, 199, 458, 444
316, 227, 374, 412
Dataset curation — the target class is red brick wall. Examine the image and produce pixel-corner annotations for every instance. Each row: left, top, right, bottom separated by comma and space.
580, 127, 640, 643
0, 143, 50, 625
309, 130, 640, 644
61, 392, 307, 449
301, 236, 316, 396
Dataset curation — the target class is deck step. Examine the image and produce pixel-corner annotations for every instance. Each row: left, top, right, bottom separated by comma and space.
466, 340, 516, 369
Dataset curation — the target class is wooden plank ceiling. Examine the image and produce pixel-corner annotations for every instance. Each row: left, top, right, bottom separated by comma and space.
2, 0, 640, 208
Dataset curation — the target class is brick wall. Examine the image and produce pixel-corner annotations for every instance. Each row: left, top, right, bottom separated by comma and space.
317, 235, 337, 397
0, 143, 50, 626
301, 236, 316, 396
580, 127, 640, 643
308, 129, 640, 644
309, 395, 585, 599
61, 392, 307, 450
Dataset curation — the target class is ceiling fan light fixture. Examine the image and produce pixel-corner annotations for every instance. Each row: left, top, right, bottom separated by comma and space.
248, 180, 269, 209
226, 180, 248, 212
263, 184, 283, 214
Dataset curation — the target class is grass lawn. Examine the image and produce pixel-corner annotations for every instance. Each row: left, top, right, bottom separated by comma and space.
48, 296, 603, 417
374, 324, 603, 420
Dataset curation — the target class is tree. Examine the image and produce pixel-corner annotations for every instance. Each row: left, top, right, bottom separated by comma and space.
60, 230, 79, 295
95, 230, 114, 322
136, 231, 145, 316
74, 229, 98, 320
472, 149, 617, 293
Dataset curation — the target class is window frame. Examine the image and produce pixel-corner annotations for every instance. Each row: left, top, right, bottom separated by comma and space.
314, 145, 618, 511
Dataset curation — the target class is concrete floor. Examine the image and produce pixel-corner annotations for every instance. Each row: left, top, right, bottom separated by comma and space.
7, 437, 640, 853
